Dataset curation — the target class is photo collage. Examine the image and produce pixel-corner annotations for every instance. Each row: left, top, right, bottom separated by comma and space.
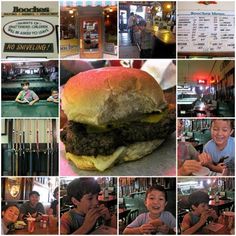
0, 0, 235, 235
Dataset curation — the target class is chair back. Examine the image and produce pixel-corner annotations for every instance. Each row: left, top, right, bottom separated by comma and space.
126, 209, 139, 225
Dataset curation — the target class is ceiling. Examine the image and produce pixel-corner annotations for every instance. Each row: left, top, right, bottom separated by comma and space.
178, 60, 220, 85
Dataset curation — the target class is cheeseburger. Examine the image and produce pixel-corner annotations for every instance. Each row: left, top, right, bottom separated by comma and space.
61, 67, 175, 171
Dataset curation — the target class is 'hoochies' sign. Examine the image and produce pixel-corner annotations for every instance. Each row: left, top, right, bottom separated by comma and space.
3, 19, 54, 38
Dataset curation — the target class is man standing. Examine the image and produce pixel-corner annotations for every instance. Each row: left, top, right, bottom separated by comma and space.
127, 12, 135, 44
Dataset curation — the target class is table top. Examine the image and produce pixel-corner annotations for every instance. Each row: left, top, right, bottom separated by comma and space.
2, 81, 55, 88
153, 29, 176, 45
2, 100, 58, 117
60, 132, 176, 176
201, 222, 232, 235
9, 222, 58, 235
90, 225, 117, 235
178, 98, 198, 105
209, 199, 234, 207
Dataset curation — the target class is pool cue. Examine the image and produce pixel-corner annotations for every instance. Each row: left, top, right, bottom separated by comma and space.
15, 120, 19, 176
29, 120, 33, 176
36, 120, 40, 175
18, 125, 22, 176
50, 119, 53, 175
12, 120, 16, 176
47, 120, 50, 176
22, 121, 26, 175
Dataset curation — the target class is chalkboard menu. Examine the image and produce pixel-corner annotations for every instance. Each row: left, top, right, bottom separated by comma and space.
178, 11, 235, 55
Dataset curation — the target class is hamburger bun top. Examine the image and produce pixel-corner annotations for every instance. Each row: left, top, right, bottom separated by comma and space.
62, 67, 167, 126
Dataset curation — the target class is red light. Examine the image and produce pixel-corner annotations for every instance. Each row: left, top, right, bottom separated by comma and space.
198, 79, 206, 84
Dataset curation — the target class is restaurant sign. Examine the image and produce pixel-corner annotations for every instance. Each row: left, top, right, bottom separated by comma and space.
4, 43, 54, 52
2, 1, 58, 59
3, 19, 54, 38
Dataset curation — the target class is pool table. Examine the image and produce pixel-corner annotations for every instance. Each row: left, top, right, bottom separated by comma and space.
2, 100, 58, 117
2, 81, 57, 95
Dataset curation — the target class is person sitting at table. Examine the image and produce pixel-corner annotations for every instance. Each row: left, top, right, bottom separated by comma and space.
177, 120, 211, 176
60, 178, 113, 234
47, 88, 59, 103
139, 20, 152, 58
202, 119, 235, 175
181, 191, 218, 234
15, 80, 39, 106
1, 205, 20, 234
19, 191, 45, 222
47, 187, 59, 216
123, 185, 176, 234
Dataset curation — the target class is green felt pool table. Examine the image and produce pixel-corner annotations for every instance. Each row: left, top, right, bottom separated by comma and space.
2, 100, 59, 117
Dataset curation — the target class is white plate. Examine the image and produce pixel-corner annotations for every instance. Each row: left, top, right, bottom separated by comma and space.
192, 166, 210, 176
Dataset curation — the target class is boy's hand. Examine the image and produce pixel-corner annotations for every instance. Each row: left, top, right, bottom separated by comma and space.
82, 208, 101, 233
216, 163, 226, 173
157, 224, 170, 234
181, 160, 202, 175
198, 152, 212, 165
139, 223, 156, 234
208, 209, 218, 220
199, 210, 210, 225
98, 204, 111, 221
29, 101, 34, 106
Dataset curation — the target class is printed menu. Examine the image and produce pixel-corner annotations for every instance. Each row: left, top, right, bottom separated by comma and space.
178, 11, 235, 53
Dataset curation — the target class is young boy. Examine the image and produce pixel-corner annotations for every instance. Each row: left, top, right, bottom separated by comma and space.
60, 178, 112, 234
202, 119, 235, 175
177, 120, 212, 176
181, 191, 218, 234
139, 21, 153, 58
1, 205, 20, 234
123, 185, 176, 234
47, 88, 59, 103
15, 80, 39, 106
19, 191, 45, 221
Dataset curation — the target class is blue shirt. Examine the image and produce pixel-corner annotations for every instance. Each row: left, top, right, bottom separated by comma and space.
126, 212, 176, 234
203, 136, 235, 165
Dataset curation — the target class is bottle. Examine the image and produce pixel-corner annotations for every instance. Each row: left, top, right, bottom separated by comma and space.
104, 187, 109, 198
215, 192, 219, 203
43, 220, 47, 228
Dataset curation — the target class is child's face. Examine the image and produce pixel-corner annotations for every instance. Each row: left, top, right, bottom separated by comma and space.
145, 190, 167, 216
3, 206, 19, 224
22, 84, 29, 91
29, 194, 39, 206
211, 120, 233, 148
77, 193, 99, 215
193, 202, 209, 215
52, 91, 58, 98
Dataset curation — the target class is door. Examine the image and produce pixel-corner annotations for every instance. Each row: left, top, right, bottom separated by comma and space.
80, 17, 103, 58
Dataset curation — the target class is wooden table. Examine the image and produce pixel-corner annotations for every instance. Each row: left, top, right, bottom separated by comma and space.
209, 199, 234, 215
9, 222, 58, 235
90, 225, 117, 235
201, 222, 232, 234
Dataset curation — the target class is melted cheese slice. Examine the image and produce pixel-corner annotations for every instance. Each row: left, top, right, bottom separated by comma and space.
66, 139, 164, 172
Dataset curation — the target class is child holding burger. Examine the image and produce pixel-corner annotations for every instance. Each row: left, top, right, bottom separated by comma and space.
60, 178, 113, 234
123, 185, 176, 234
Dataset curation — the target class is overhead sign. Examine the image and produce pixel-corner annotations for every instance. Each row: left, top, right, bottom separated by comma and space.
2, 2, 58, 59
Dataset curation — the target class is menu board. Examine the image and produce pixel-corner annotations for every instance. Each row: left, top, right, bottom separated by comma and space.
178, 11, 235, 53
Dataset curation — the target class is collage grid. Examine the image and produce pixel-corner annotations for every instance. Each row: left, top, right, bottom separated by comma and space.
0, 0, 235, 235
